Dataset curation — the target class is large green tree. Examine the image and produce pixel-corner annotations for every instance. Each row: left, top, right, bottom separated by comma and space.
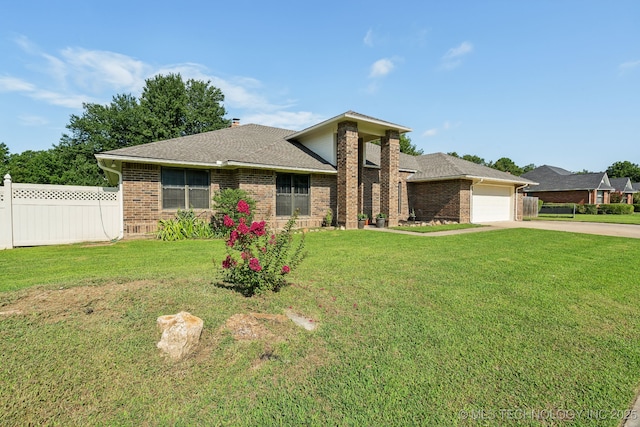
399, 134, 423, 156
607, 161, 640, 182
54, 73, 230, 185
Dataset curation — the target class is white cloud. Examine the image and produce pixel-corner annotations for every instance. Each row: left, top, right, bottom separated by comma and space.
364, 29, 374, 47
422, 128, 438, 137
242, 111, 325, 130
0, 76, 36, 92
441, 41, 473, 70
18, 115, 49, 126
369, 58, 395, 78
619, 60, 640, 73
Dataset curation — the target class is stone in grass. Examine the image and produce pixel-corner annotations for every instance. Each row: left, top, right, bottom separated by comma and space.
285, 309, 318, 331
157, 311, 203, 360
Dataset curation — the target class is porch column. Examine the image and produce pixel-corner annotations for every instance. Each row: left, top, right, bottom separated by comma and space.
337, 121, 359, 229
380, 130, 400, 227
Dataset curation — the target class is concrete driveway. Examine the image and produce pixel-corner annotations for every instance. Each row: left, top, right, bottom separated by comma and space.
487, 220, 640, 239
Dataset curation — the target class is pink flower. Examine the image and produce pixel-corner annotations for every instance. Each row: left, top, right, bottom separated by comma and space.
241, 251, 250, 260
237, 219, 249, 235
237, 200, 250, 215
228, 230, 239, 246
249, 258, 262, 272
249, 221, 266, 237
281, 265, 290, 275
223, 215, 235, 228
269, 234, 276, 245
222, 255, 235, 269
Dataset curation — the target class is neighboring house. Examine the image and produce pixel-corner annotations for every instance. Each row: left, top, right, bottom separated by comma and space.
609, 177, 637, 204
522, 165, 614, 204
95, 111, 535, 237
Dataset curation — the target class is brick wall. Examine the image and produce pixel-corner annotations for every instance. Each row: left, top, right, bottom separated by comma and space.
408, 179, 471, 223
336, 121, 359, 228
528, 190, 592, 204
122, 162, 163, 236
380, 130, 400, 227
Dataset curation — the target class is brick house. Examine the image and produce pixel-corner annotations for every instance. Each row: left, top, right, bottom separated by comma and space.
95, 111, 534, 238
522, 165, 615, 204
609, 177, 637, 204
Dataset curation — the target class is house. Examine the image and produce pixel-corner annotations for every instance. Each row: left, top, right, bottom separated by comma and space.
609, 177, 636, 204
522, 165, 614, 204
95, 111, 535, 237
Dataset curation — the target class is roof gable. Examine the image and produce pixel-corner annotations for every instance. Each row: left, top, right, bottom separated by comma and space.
522, 165, 614, 192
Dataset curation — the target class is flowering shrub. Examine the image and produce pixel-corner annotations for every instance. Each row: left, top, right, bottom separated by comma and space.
211, 189, 256, 237
218, 200, 305, 295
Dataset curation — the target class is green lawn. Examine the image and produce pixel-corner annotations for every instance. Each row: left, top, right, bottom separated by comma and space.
530, 213, 640, 225
1, 230, 640, 426
391, 223, 482, 233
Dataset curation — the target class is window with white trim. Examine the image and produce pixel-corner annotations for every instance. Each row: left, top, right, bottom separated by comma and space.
162, 168, 210, 209
276, 173, 310, 216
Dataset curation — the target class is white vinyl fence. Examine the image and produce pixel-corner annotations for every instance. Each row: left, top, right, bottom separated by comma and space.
0, 174, 121, 249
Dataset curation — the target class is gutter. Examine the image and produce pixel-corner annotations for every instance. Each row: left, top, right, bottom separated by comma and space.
97, 160, 124, 241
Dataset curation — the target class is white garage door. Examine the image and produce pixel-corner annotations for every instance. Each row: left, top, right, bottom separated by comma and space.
471, 184, 513, 223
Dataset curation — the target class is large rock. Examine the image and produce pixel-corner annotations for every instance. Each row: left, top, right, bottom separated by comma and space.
157, 311, 203, 360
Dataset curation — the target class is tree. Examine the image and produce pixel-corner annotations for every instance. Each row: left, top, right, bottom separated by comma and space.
54, 73, 230, 185
462, 154, 487, 165
489, 157, 523, 176
607, 161, 640, 182
399, 134, 423, 156
3, 150, 60, 184
0, 143, 9, 177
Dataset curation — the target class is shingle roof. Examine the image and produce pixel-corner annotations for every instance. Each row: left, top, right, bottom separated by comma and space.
406, 152, 535, 184
522, 165, 614, 192
610, 177, 636, 193
633, 182, 640, 192
364, 143, 420, 171
99, 124, 335, 172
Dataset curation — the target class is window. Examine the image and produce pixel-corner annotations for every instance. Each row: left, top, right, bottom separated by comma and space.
276, 173, 310, 216
162, 168, 210, 209
596, 190, 604, 204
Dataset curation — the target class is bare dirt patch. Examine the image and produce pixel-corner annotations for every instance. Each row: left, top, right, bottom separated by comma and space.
0, 280, 155, 323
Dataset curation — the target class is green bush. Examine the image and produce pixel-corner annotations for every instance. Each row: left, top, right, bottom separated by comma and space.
218, 205, 305, 296
598, 204, 634, 215
634, 204, 640, 213
156, 209, 214, 241
211, 189, 257, 236
576, 204, 598, 214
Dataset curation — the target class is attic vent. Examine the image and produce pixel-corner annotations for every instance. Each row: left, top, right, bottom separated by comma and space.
231, 118, 240, 127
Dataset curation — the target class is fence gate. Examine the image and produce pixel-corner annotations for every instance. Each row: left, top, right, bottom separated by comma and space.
522, 196, 539, 218
0, 175, 121, 249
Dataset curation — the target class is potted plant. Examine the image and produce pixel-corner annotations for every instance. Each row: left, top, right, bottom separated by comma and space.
376, 212, 387, 228
357, 213, 368, 229
323, 208, 333, 227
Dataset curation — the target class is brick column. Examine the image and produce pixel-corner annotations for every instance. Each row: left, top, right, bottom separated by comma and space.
337, 121, 359, 229
380, 130, 400, 227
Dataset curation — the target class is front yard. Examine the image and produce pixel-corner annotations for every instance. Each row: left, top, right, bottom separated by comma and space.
1, 229, 639, 426
532, 213, 640, 225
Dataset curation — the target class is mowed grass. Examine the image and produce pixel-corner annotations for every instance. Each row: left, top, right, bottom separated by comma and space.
392, 223, 482, 233
1, 229, 640, 426
532, 213, 640, 225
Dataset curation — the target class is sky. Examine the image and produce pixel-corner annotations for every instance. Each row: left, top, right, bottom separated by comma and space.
0, 0, 638, 173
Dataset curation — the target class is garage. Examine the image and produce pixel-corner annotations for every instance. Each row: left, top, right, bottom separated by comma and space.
471, 184, 513, 223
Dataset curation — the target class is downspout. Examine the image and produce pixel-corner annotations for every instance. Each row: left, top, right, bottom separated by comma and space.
515, 184, 529, 221
98, 160, 124, 240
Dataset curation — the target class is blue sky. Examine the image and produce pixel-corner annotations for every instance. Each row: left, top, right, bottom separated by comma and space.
0, 0, 638, 172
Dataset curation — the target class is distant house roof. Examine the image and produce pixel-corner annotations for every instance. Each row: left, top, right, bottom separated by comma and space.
522, 165, 615, 192
633, 182, 640, 192
406, 152, 535, 185
609, 177, 636, 193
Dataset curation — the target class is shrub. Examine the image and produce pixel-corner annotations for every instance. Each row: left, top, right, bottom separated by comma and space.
598, 204, 634, 215
211, 189, 256, 236
609, 192, 624, 204
634, 204, 640, 213
157, 209, 214, 241
575, 204, 598, 215
218, 202, 305, 296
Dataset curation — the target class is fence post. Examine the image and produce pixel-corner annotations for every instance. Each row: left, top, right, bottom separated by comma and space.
1, 174, 13, 249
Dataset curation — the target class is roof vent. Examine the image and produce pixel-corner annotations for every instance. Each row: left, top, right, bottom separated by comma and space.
231, 118, 240, 127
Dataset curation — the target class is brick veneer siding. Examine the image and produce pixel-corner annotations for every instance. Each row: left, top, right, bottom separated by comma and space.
408, 180, 472, 223
380, 130, 400, 227
527, 190, 593, 204
121, 162, 335, 237
337, 121, 359, 229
